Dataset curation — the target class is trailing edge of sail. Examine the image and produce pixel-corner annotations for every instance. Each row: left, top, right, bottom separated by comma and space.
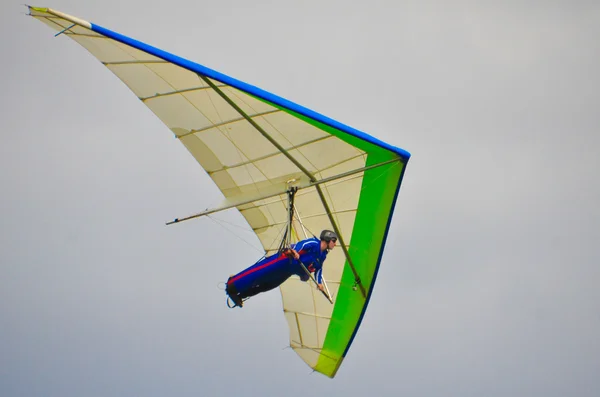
28, 7, 410, 378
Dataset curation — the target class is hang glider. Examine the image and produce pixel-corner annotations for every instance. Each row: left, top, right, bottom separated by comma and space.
28, 6, 411, 378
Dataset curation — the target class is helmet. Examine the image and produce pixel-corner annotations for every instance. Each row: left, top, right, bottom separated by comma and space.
320, 230, 337, 243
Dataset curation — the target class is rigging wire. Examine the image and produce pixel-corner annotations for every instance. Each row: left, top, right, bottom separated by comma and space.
206, 214, 264, 254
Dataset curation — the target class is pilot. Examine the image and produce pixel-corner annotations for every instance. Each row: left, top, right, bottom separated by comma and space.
225, 230, 338, 307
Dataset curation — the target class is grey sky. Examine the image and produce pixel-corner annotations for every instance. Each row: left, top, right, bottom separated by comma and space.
2, 1, 599, 396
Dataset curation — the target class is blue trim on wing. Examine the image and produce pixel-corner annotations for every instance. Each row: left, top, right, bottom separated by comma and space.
90, 23, 411, 160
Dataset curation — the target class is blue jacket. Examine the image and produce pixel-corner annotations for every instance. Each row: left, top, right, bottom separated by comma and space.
291, 237, 328, 283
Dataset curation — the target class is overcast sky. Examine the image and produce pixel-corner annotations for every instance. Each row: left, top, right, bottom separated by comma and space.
2, 1, 599, 396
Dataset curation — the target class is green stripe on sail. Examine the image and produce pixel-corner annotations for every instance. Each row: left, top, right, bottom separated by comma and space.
29, 6, 50, 12
266, 102, 405, 377
249, 96, 397, 160
315, 159, 402, 377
